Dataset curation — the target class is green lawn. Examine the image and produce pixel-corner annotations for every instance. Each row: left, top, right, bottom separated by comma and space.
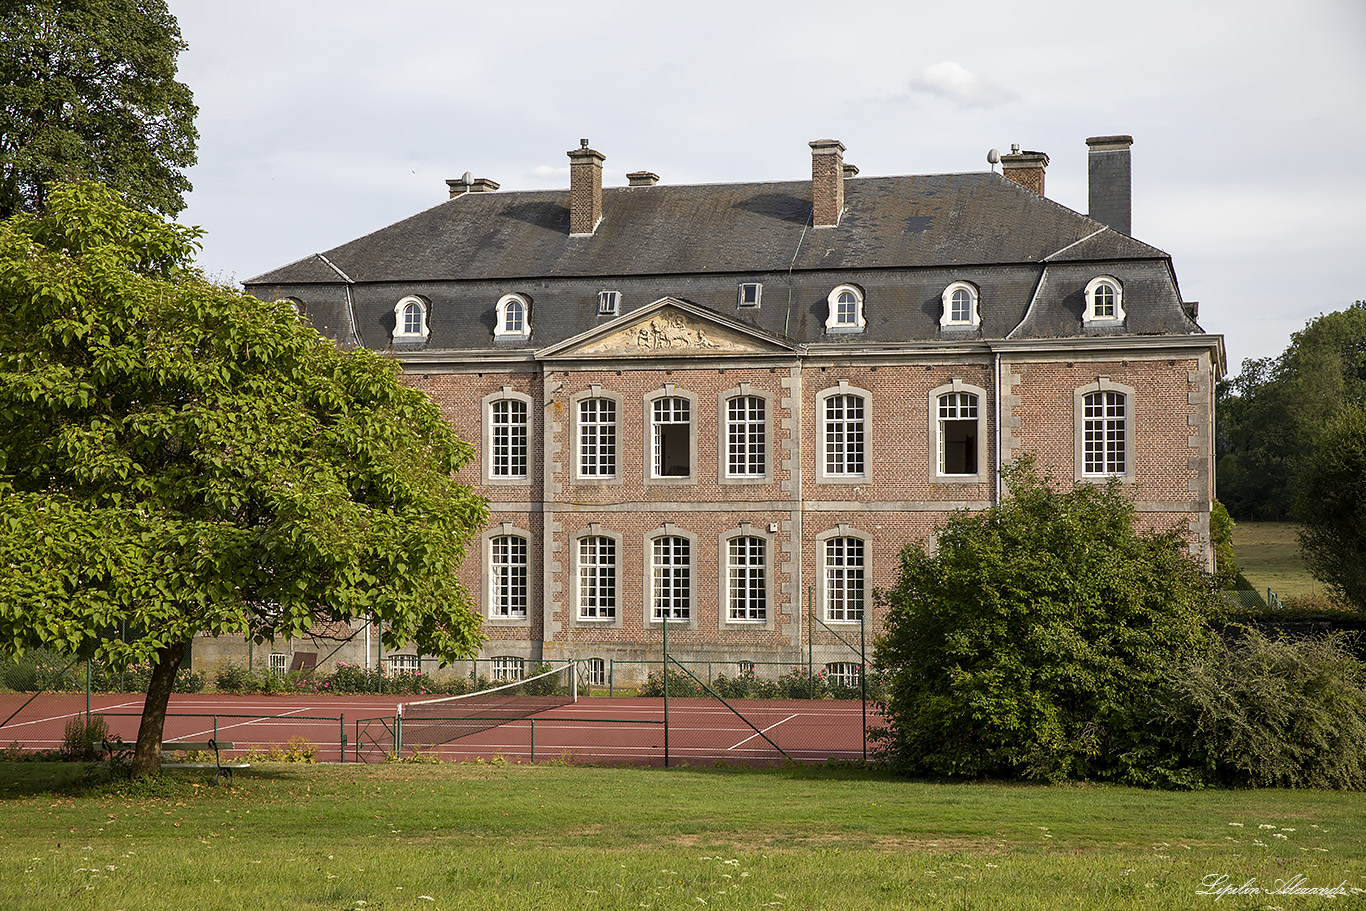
1232, 521, 1322, 599
1, 761, 1362, 910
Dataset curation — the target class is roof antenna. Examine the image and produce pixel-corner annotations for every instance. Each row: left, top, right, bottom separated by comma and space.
987, 149, 1000, 173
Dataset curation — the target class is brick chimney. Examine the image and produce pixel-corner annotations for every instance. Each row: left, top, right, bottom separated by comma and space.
627, 171, 659, 187
1087, 135, 1133, 236
446, 175, 500, 198
809, 139, 846, 228
1001, 145, 1049, 195
568, 139, 605, 235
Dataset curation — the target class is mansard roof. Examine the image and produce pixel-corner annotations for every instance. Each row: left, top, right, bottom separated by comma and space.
249, 171, 1169, 287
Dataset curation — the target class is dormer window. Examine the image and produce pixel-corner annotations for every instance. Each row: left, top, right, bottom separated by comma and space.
598, 291, 620, 316
738, 282, 762, 309
393, 296, 429, 341
495, 293, 532, 339
1084, 276, 1125, 325
825, 284, 865, 332
939, 281, 981, 329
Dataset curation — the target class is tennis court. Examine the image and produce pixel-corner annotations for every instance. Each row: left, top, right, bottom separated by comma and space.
1, 689, 876, 767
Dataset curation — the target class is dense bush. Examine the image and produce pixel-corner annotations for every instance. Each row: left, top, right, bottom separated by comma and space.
874, 460, 1222, 783
1152, 629, 1366, 789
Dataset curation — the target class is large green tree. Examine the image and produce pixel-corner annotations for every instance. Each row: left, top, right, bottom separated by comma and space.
1216, 301, 1366, 520
873, 461, 1220, 783
1295, 403, 1366, 612
0, 0, 198, 218
0, 182, 488, 775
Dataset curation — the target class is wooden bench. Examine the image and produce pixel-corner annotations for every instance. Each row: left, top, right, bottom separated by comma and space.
104, 738, 250, 783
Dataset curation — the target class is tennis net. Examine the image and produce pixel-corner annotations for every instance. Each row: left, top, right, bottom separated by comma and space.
396, 662, 577, 749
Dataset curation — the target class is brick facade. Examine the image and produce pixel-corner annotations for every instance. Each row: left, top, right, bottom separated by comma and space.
240, 136, 1225, 682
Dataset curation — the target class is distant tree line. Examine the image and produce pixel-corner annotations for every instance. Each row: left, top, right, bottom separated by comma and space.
1217, 299, 1366, 610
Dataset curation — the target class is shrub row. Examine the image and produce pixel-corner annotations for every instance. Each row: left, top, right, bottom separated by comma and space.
638, 666, 882, 701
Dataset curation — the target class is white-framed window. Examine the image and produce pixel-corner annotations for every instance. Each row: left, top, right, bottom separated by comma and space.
737, 660, 756, 675
388, 654, 420, 675
489, 397, 529, 480
1082, 390, 1127, 476
726, 535, 767, 622
577, 397, 617, 478
491, 656, 524, 681
939, 281, 981, 328
824, 536, 866, 622
725, 395, 766, 478
1073, 378, 1135, 482
937, 392, 979, 476
825, 662, 861, 688
818, 387, 867, 480
929, 381, 989, 483
268, 652, 289, 674
495, 292, 532, 338
1084, 276, 1125, 324
393, 296, 430, 341
738, 282, 762, 308
650, 534, 691, 622
598, 290, 620, 316
650, 395, 692, 479
825, 284, 865, 332
587, 657, 607, 686
490, 535, 529, 619
577, 535, 617, 621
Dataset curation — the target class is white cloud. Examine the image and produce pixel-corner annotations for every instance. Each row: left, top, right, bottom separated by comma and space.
908, 62, 1018, 109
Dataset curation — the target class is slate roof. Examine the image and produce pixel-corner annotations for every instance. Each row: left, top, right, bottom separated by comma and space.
245, 169, 1207, 350
250, 172, 1169, 285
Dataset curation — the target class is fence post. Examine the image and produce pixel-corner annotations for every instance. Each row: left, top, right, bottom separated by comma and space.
808, 586, 815, 698
530, 719, 535, 763
340, 713, 346, 764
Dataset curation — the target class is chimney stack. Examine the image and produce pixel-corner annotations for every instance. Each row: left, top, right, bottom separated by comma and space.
446, 176, 500, 198
627, 171, 659, 187
809, 139, 846, 228
1000, 147, 1049, 196
568, 139, 605, 235
1086, 135, 1133, 236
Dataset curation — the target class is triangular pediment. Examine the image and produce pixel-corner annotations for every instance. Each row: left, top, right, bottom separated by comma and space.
539, 298, 798, 360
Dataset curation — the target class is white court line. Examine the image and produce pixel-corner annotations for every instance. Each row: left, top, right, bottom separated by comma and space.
727, 713, 798, 751
170, 706, 316, 742
0, 698, 143, 731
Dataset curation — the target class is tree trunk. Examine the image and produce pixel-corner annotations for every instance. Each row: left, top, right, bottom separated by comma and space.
130, 640, 187, 777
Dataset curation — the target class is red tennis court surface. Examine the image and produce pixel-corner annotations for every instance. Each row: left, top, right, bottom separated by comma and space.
1, 692, 878, 767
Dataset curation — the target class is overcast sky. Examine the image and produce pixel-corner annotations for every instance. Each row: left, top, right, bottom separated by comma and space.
166, 0, 1365, 371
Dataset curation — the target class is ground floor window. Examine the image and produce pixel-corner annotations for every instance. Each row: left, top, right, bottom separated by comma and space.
825, 662, 861, 688
587, 657, 607, 685
491, 656, 524, 681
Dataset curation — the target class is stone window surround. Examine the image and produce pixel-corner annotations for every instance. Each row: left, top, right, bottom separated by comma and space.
815, 525, 869, 625
927, 379, 990, 484
570, 386, 624, 484
718, 383, 771, 484
572, 525, 623, 626
1073, 376, 1136, 483
717, 523, 775, 631
645, 524, 696, 628
483, 523, 532, 627
482, 387, 534, 486
816, 382, 871, 484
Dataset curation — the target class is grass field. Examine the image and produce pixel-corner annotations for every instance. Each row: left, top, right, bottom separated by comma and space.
1231, 521, 1321, 599
1, 761, 1363, 910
